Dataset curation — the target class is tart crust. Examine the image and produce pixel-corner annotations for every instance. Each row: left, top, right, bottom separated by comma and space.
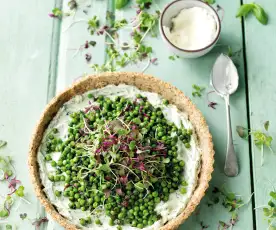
28, 72, 214, 230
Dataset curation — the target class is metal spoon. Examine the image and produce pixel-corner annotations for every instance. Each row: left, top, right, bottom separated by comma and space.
211, 54, 239, 177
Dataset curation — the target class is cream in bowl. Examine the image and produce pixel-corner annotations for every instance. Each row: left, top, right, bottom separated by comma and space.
160, 0, 221, 58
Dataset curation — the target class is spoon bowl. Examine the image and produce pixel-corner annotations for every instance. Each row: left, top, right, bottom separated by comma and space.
211, 54, 239, 96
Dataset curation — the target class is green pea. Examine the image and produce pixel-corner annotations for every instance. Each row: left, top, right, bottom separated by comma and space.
95, 219, 102, 225
180, 187, 187, 194
185, 143, 191, 149
51, 161, 57, 167
55, 190, 61, 197
79, 218, 86, 226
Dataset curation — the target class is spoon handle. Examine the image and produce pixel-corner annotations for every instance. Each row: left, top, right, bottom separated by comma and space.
224, 95, 239, 177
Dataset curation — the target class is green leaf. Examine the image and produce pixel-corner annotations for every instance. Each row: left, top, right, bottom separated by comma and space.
6, 224, 12, 230
263, 207, 272, 216
132, 118, 141, 124
89, 41, 97, 47
227, 46, 233, 57
252, 3, 268, 25
236, 126, 248, 139
236, 4, 254, 18
226, 192, 236, 201
268, 200, 275, 207
99, 164, 111, 172
116, 0, 129, 9
270, 191, 276, 199
0, 209, 9, 217
114, 19, 128, 30
204, 0, 215, 4
163, 158, 170, 164
117, 129, 128, 136
52, 8, 63, 17
134, 182, 145, 191
264, 121, 270, 131
15, 186, 25, 197
169, 56, 175, 61
129, 141, 136, 151
0, 140, 7, 148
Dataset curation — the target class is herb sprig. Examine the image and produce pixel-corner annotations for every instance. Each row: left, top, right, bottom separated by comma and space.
236, 121, 274, 165
192, 84, 205, 97
236, 3, 268, 25
207, 186, 251, 229
263, 191, 276, 229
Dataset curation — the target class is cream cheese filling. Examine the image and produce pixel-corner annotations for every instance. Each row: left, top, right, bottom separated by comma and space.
38, 84, 201, 230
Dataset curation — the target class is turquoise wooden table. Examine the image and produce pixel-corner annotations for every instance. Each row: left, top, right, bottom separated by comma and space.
0, 0, 275, 229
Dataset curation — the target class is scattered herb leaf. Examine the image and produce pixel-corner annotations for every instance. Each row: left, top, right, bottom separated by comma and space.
88, 16, 100, 35
68, 0, 78, 10
50, 8, 63, 18
204, 0, 215, 4
5, 225, 12, 230
89, 41, 97, 47
236, 122, 274, 165
0, 140, 7, 148
114, 19, 128, 30
236, 3, 268, 25
15, 185, 25, 197
20, 213, 28, 220
192, 84, 205, 97
264, 120, 270, 131
136, 0, 152, 9
236, 126, 248, 139
116, 0, 130, 10
263, 190, 276, 229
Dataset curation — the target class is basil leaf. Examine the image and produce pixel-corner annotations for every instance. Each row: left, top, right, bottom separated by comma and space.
252, 4, 268, 25
236, 4, 254, 18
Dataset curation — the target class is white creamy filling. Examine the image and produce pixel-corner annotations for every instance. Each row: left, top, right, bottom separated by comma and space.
163, 7, 217, 50
38, 85, 201, 229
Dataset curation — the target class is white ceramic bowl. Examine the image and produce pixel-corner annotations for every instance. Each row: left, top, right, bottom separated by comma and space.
159, 0, 221, 58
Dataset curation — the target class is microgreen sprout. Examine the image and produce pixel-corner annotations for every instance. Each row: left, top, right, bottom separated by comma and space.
44, 93, 193, 227
88, 16, 100, 35
192, 84, 205, 97
136, 0, 152, 9
262, 190, 276, 229
168, 55, 179, 61
207, 186, 252, 228
236, 121, 274, 165
49, 8, 63, 18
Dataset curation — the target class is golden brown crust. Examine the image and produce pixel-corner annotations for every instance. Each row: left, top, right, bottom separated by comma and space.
28, 72, 214, 230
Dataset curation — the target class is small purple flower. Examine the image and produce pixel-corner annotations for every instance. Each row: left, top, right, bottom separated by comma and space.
48, 13, 56, 18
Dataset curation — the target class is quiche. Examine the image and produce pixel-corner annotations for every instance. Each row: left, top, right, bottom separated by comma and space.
29, 72, 214, 230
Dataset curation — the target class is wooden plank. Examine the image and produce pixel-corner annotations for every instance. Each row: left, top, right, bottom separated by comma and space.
55, 0, 108, 92
0, 0, 55, 228
243, 0, 276, 229
47, 0, 254, 229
